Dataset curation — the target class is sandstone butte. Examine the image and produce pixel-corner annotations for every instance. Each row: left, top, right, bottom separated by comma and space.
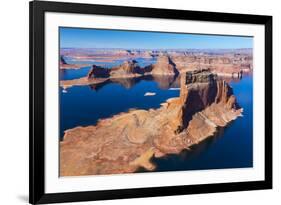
60, 70, 243, 176
60, 56, 178, 89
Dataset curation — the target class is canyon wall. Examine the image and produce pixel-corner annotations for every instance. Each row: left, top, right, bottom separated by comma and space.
172, 54, 252, 77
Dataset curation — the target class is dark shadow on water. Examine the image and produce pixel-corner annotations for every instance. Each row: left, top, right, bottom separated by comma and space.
88, 74, 180, 92
135, 127, 227, 173
136, 111, 253, 173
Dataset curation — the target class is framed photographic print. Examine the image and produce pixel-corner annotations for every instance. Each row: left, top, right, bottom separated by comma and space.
29, 0, 272, 204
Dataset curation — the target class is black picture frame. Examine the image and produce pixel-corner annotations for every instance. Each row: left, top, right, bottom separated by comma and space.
29, 0, 272, 204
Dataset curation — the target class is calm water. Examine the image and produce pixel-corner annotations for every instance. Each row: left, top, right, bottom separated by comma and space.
60, 70, 253, 171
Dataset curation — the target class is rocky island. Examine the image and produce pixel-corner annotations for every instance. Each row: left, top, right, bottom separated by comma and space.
60, 55, 179, 89
60, 70, 243, 176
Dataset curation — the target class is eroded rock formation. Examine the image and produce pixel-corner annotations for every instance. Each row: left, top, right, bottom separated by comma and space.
60, 48, 252, 77
172, 54, 252, 77
86, 60, 150, 79
60, 70, 242, 176
89, 56, 179, 78
60, 56, 179, 89
87, 65, 110, 78
151, 56, 179, 75
109, 60, 143, 78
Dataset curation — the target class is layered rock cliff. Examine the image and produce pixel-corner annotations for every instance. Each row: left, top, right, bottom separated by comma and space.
109, 60, 143, 78
86, 60, 147, 79
151, 56, 179, 75
60, 70, 242, 176
172, 54, 252, 77
60, 48, 252, 76
87, 65, 110, 78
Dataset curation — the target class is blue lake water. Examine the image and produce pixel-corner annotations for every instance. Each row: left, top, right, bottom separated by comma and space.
59, 72, 253, 171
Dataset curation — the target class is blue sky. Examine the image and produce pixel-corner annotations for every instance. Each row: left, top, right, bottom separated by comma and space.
60, 27, 253, 49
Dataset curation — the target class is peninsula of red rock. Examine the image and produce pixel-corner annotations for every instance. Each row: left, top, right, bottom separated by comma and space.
60, 69, 243, 176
